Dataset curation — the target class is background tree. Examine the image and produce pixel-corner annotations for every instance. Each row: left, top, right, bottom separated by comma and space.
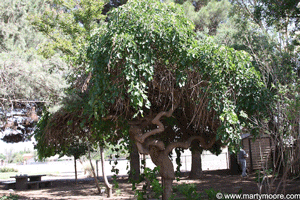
59, 141, 89, 184
31, 0, 106, 90
166, 0, 232, 34
225, 0, 300, 193
0, 0, 68, 142
34, 92, 121, 197
189, 141, 203, 179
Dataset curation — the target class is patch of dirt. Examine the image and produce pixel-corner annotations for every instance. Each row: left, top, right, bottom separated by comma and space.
0, 170, 299, 200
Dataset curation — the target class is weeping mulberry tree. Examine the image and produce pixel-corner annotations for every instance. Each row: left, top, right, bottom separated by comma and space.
88, 0, 265, 199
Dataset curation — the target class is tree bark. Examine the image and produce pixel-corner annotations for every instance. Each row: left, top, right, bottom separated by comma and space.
100, 146, 112, 197
149, 146, 175, 200
189, 141, 203, 179
162, 178, 173, 200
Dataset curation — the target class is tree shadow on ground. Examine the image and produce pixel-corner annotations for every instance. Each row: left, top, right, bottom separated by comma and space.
0, 170, 299, 199
176, 170, 300, 195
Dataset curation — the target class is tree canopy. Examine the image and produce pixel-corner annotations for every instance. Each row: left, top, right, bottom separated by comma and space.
88, 0, 264, 146
86, 0, 265, 198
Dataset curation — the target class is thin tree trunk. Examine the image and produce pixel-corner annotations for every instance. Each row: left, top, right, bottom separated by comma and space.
88, 146, 101, 194
74, 156, 78, 184
100, 146, 112, 197
129, 141, 140, 182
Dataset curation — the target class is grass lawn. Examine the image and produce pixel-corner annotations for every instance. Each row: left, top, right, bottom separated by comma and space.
0, 172, 17, 180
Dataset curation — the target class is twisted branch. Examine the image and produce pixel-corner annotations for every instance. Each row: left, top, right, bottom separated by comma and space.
135, 105, 177, 144
165, 135, 216, 155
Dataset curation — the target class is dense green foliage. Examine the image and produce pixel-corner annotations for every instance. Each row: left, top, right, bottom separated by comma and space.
88, 0, 264, 149
172, 183, 202, 199
88, 0, 195, 117
0, 194, 19, 200
0, 0, 68, 143
0, 0, 68, 108
31, 0, 106, 88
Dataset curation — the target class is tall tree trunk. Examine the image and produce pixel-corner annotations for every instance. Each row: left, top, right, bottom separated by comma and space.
74, 156, 78, 184
88, 146, 101, 194
189, 141, 203, 179
229, 153, 240, 175
100, 146, 112, 197
129, 141, 140, 182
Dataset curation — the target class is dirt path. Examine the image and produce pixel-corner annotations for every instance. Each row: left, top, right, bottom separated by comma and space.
1, 171, 299, 199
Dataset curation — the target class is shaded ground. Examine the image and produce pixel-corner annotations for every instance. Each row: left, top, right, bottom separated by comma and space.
0, 170, 299, 199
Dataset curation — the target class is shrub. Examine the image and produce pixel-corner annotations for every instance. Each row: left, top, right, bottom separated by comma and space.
0, 167, 18, 173
172, 183, 202, 200
135, 167, 163, 200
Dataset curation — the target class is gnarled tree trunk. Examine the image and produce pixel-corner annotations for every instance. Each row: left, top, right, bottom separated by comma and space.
149, 146, 175, 200
131, 106, 217, 200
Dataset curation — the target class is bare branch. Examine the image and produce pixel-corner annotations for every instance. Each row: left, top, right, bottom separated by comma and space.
81, 71, 92, 92
0, 98, 49, 103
